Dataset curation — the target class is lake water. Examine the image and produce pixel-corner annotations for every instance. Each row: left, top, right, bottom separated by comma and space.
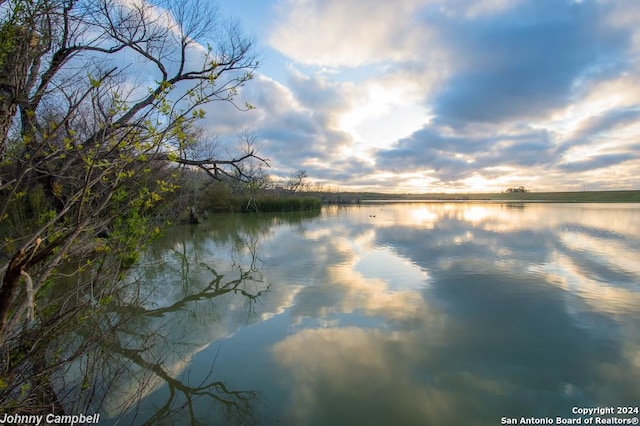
105, 202, 640, 425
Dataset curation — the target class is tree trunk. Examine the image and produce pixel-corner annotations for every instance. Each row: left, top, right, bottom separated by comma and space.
189, 207, 200, 224
0, 24, 35, 154
0, 249, 26, 333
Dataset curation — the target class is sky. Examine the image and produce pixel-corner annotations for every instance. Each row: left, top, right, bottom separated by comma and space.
207, 0, 640, 193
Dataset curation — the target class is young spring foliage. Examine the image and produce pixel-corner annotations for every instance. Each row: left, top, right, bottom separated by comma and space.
0, 0, 266, 415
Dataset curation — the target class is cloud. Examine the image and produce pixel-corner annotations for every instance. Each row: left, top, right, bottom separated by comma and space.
558, 153, 636, 173
545, 106, 640, 174
431, 0, 631, 123
367, 1, 640, 190
375, 124, 556, 183
286, 68, 354, 111
568, 108, 640, 143
209, 72, 362, 180
268, 0, 426, 67
214, 0, 640, 192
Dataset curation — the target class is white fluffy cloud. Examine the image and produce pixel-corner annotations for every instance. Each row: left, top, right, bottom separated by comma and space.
269, 0, 429, 67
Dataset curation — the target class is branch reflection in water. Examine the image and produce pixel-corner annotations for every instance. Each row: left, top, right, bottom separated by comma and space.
82, 213, 301, 425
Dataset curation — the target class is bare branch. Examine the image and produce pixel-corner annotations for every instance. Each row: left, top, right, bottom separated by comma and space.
1, 1, 262, 414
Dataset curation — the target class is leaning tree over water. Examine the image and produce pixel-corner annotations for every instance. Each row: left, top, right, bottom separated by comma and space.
0, 0, 266, 415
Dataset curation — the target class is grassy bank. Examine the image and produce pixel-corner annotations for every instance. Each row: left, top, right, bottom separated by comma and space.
474, 190, 640, 203
314, 190, 640, 203
206, 193, 322, 213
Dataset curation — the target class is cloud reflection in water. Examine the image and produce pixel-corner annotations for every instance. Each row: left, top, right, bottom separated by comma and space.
267, 203, 640, 424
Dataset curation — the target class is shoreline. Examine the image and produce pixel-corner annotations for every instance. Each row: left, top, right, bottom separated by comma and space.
315, 190, 640, 204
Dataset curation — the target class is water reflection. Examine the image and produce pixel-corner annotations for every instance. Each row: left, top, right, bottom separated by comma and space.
96, 213, 325, 424
117, 203, 640, 425
274, 203, 640, 424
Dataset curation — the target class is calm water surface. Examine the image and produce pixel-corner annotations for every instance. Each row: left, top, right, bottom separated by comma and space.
106, 203, 640, 425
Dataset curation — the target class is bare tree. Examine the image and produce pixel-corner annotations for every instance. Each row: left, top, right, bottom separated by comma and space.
0, 0, 266, 415
286, 169, 308, 193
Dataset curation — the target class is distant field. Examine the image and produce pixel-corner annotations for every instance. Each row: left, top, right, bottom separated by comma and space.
475, 190, 640, 203
337, 190, 640, 203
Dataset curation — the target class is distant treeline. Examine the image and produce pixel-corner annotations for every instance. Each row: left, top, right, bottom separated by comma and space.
301, 190, 640, 204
